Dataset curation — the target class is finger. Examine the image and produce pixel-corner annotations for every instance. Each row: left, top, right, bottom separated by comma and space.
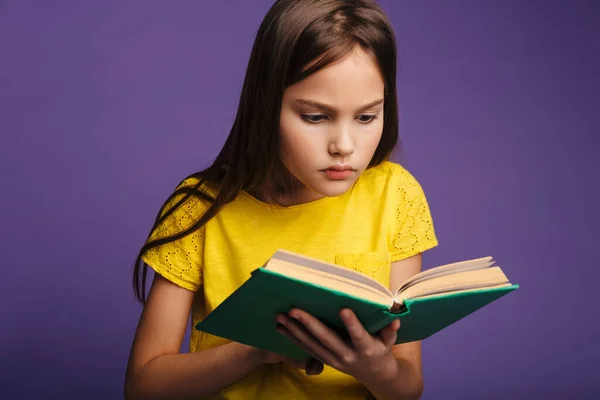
379, 318, 400, 348
282, 357, 307, 370
339, 309, 374, 353
288, 309, 352, 357
276, 320, 323, 360
277, 313, 339, 367
276, 326, 324, 375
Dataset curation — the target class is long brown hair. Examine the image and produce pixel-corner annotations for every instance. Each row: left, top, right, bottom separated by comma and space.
132, 0, 401, 303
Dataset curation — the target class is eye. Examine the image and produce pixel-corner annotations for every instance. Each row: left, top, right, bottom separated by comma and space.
301, 114, 328, 123
356, 114, 377, 124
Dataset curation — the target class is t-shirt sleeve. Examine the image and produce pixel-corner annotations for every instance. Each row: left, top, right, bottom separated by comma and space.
389, 167, 438, 262
140, 178, 209, 292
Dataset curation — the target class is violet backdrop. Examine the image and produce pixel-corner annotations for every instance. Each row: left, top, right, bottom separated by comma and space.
1, 0, 598, 398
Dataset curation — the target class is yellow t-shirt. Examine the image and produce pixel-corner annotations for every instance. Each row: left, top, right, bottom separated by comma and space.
141, 160, 438, 400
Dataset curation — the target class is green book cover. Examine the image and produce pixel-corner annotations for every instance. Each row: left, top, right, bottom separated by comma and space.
195, 258, 518, 360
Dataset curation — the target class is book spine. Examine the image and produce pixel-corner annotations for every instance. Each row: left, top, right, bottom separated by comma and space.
389, 301, 408, 314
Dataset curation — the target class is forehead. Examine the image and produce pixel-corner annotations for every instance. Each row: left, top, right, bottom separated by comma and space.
284, 47, 385, 109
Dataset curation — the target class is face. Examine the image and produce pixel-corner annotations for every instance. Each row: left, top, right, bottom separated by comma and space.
278, 46, 385, 205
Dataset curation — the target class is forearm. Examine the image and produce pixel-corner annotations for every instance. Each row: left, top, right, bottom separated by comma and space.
362, 358, 424, 400
125, 342, 264, 400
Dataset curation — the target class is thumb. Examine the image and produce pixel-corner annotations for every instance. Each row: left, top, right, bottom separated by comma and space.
282, 357, 308, 370
261, 350, 286, 364
379, 319, 400, 347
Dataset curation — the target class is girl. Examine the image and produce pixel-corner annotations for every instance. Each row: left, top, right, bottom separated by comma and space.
125, 0, 438, 399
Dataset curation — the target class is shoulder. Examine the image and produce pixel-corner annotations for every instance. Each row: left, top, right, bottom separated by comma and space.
149, 174, 216, 241
367, 163, 438, 260
357, 161, 426, 200
172, 174, 218, 201
165, 175, 216, 214
142, 174, 213, 291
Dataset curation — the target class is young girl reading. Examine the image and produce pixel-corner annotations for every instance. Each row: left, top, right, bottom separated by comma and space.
125, 1, 438, 399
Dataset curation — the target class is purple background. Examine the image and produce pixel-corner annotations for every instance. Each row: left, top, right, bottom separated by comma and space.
1, 1, 598, 398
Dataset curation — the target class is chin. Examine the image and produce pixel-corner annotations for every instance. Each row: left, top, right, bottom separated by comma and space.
311, 180, 356, 198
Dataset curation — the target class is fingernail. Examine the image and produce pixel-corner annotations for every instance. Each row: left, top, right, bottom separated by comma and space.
306, 359, 324, 375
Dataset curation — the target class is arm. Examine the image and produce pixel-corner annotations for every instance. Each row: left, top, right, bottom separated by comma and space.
364, 253, 425, 400
124, 274, 267, 400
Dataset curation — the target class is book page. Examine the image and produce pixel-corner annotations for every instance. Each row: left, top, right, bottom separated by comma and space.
266, 258, 392, 306
395, 256, 494, 295
406, 283, 513, 301
394, 267, 510, 303
271, 250, 392, 296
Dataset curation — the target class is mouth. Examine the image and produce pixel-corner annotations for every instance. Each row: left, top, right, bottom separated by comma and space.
322, 164, 355, 179
324, 164, 353, 171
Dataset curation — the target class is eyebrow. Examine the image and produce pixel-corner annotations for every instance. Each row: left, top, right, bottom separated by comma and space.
294, 98, 384, 113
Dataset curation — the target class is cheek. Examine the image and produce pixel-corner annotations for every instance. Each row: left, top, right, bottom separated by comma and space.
359, 123, 384, 153
282, 136, 317, 171
369, 131, 384, 151
280, 117, 319, 162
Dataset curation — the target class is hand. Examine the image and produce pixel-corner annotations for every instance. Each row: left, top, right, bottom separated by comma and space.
242, 343, 318, 374
259, 348, 309, 370
275, 308, 401, 383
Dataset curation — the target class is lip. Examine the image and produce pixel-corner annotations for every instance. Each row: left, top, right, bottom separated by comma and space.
325, 164, 353, 171
322, 164, 354, 180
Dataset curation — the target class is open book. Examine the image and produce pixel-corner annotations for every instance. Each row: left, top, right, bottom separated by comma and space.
195, 250, 518, 360
265, 250, 513, 313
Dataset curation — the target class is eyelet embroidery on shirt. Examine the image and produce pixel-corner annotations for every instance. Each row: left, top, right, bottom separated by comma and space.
144, 184, 207, 288
392, 169, 436, 256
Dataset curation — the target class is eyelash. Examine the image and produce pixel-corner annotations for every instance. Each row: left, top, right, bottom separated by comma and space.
300, 114, 378, 124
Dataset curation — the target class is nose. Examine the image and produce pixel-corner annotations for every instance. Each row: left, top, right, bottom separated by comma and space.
328, 123, 354, 156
